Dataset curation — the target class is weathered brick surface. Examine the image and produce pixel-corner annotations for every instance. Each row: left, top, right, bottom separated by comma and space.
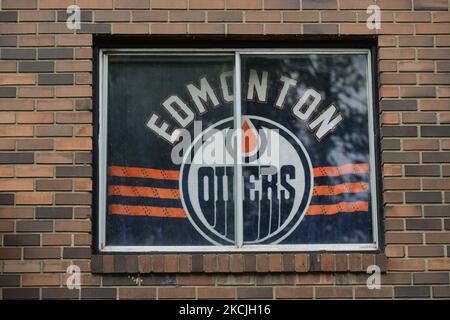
0, 0, 449, 300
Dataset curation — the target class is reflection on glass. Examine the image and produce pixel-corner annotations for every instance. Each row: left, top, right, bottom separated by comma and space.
106, 55, 235, 246
104, 52, 375, 248
241, 54, 373, 244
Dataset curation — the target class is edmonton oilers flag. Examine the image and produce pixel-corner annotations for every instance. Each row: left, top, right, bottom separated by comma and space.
104, 53, 377, 247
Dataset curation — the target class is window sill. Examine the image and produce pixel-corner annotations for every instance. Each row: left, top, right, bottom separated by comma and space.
91, 252, 387, 274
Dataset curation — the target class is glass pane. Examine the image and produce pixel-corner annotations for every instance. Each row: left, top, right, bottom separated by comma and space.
240, 53, 374, 245
105, 54, 235, 246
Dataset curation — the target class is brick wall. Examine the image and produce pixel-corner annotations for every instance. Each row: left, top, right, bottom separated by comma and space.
0, 0, 449, 300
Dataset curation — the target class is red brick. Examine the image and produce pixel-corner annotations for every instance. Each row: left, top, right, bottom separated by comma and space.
428, 259, 450, 271
0, 74, 36, 85
77, 0, 113, 9
170, 11, 205, 22
0, 179, 34, 191
355, 287, 393, 299
399, 35, 433, 47
113, 24, 149, 34
55, 61, 92, 72
0, 207, 33, 219
404, 139, 439, 150
55, 86, 91, 98
55, 220, 91, 232
190, 0, 224, 9
303, 0, 336, 10
423, 179, 450, 190
115, 0, 149, 9
378, 0, 412, 9
316, 287, 352, 299
16, 112, 53, 124
0, 114, 16, 127
43, 234, 72, 246
389, 259, 426, 271
386, 246, 405, 258
18, 87, 53, 98
198, 288, 235, 299
384, 164, 402, 177
378, 36, 396, 47
55, 139, 92, 151
158, 287, 196, 299
433, 12, 450, 22
403, 112, 437, 123
268, 254, 282, 272
0, 220, 15, 232
189, 24, 225, 34
246, 11, 280, 22
2, 0, 37, 9
0, 248, 22, 260
398, 61, 434, 72
3, 261, 40, 273
386, 232, 423, 244
421, 100, 450, 111
0, 99, 34, 111
426, 233, 450, 244
22, 274, 60, 286
321, 12, 356, 22
55, 35, 92, 46
39, 0, 74, 9
36, 100, 73, 111
409, 245, 444, 257
378, 60, 397, 72
295, 254, 308, 272
228, 23, 263, 34
0, 166, 14, 177
132, 11, 168, 22
380, 87, 399, 98
16, 192, 53, 205
379, 24, 414, 35
17, 34, 54, 47
396, 12, 431, 22
266, 24, 301, 34
0, 23, 36, 34
119, 288, 156, 299
385, 206, 422, 217
339, 0, 373, 9
283, 11, 319, 22
227, 0, 261, 9
151, 0, 187, 9
255, 254, 268, 272
36, 152, 72, 164
275, 287, 314, 299
151, 23, 187, 34
0, 125, 33, 137
0, 62, 17, 73
0, 140, 15, 150
416, 23, 450, 34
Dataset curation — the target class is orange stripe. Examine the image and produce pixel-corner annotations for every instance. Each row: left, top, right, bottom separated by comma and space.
108, 185, 180, 199
313, 182, 369, 196
109, 183, 367, 199
108, 166, 179, 180
109, 201, 368, 218
109, 204, 186, 218
109, 163, 368, 180
306, 201, 369, 216
313, 163, 369, 177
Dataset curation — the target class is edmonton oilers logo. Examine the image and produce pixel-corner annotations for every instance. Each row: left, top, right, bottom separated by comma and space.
180, 116, 313, 245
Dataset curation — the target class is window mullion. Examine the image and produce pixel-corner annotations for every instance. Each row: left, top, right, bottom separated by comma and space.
99, 51, 108, 251
233, 51, 244, 248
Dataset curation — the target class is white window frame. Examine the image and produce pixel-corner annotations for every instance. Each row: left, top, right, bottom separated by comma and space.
98, 48, 379, 253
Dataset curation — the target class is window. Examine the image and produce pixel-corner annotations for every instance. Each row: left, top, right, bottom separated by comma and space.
98, 47, 380, 252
